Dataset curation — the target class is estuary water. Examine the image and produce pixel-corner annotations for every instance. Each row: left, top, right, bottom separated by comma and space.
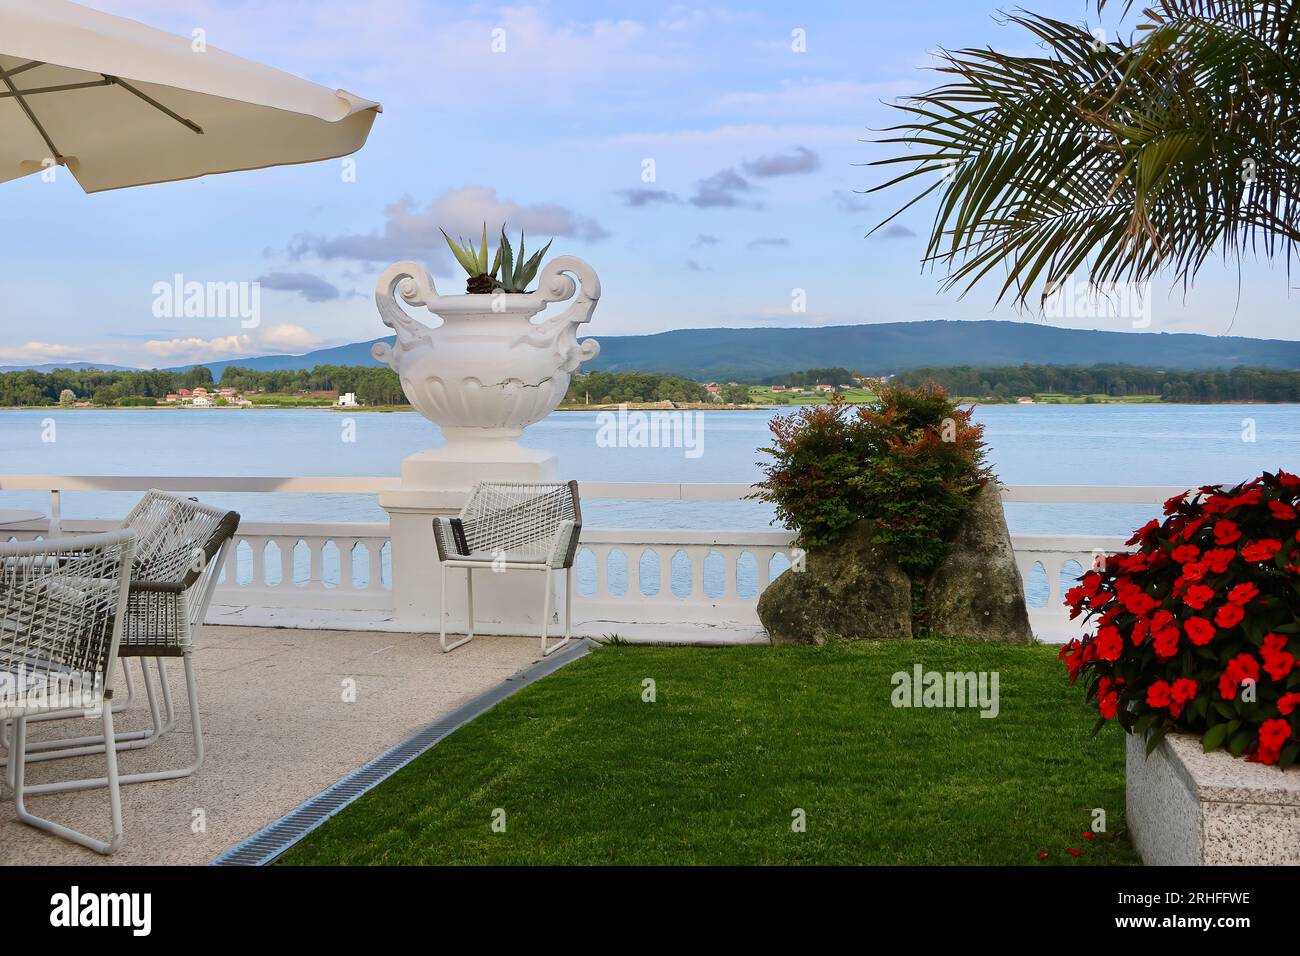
0, 403, 1296, 538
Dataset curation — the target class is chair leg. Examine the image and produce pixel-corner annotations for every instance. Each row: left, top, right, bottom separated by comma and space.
23, 651, 205, 794
440, 562, 473, 653
13, 658, 175, 763
540, 566, 570, 657
12, 713, 124, 855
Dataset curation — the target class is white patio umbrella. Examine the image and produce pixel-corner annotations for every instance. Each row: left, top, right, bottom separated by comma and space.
0, 0, 381, 193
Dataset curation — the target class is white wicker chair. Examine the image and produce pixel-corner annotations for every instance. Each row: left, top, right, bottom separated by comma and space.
433, 481, 582, 655
0, 530, 135, 854
7, 490, 239, 791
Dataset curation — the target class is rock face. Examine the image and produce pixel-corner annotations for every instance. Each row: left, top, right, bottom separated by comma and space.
926, 482, 1034, 644
758, 482, 1034, 645
757, 520, 913, 645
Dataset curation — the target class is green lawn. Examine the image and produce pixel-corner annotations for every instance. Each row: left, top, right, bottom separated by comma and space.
280, 640, 1138, 866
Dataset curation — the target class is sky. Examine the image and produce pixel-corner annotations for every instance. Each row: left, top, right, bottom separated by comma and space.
1, 0, 1296, 370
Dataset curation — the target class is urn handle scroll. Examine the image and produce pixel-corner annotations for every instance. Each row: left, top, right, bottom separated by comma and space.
513, 255, 602, 372
372, 261, 438, 372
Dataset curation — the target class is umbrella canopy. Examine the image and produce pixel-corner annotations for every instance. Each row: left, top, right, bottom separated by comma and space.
0, 0, 381, 193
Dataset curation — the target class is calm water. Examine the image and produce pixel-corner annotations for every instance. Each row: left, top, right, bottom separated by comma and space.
0, 404, 1296, 537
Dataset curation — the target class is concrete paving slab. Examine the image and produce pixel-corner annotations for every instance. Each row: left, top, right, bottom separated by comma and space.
0, 626, 541, 866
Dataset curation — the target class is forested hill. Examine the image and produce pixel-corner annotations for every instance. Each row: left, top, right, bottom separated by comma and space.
585, 321, 1300, 381
170, 320, 1300, 382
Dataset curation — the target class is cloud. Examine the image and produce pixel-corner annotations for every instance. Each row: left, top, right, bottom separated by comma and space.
290, 186, 609, 265
831, 189, 871, 213
142, 335, 253, 362
742, 147, 820, 177
876, 223, 918, 239
140, 324, 322, 364
617, 188, 680, 207
0, 341, 79, 363
256, 272, 341, 302
747, 237, 790, 248
692, 234, 721, 247
258, 324, 323, 353
685, 260, 710, 272
690, 168, 760, 209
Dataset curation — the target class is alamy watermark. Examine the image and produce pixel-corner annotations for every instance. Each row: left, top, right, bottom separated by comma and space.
1043, 278, 1153, 329
595, 404, 704, 459
891, 664, 1000, 718
151, 274, 260, 328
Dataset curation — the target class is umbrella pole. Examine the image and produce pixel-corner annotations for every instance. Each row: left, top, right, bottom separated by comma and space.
0, 63, 64, 163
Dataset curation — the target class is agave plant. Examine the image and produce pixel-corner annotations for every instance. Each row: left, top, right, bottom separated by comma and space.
869, 0, 1300, 310
441, 224, 500, 294
441, 223, 552, 294
496, 227, 552, 293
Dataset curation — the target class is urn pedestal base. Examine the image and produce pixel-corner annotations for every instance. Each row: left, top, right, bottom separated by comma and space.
380, 447, 564, 635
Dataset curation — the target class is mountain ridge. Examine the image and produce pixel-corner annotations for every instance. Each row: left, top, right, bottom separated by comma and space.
12, 321, 1297, 380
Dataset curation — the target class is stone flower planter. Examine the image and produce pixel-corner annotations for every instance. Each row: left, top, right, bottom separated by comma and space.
372, 255, 600, 455
1126, 731, 1300, 865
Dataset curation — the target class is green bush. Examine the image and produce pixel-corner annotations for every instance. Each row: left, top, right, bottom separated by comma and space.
752, 382, 991, 577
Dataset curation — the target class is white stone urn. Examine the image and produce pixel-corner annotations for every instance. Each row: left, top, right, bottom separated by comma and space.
372, 255, 600, 457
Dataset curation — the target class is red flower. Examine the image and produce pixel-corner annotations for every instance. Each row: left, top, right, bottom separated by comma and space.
1203, 548, 1236, 574
1185, 616, 1217, 645
1260, 718, 1292, 750
1261, 634, 1295, 682
1241, 539, 1282, 562
1122, 590, 1158, 617
1127, 519, 1160, 547
1251, 718, 1293, 765
1037, 851, 1048, 860
1169, 678, 1198, 718
1268, 500, 1297, 520
1227, 582, 1259, 606
1130, 617, 1151, 645
1183, 585, 1214, 610
1081, 831, 1096, 841
1213, 519, 1242, 546
1171, 544, 1200, 564
1213, 603, 1245, 629
1094, 626, 1123, 661
1278, 692, 1300, 717
1219, 653, 1260, 700
1153, 626, 1180, 659
1097, 690, 1119, 720
1147, 680, 1172, 708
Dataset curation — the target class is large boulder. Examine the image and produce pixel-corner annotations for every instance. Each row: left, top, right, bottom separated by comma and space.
757, 520, 913, 644
926, 482, 1034, 643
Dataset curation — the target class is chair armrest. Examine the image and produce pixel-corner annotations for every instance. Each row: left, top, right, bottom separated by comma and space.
547, 519, 582, 569
129, 579, 186, 595
433, 516, 470, 561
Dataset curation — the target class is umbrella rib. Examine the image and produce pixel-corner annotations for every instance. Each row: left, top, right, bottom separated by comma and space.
0, 65, 63, 163
104, 75, 204, 135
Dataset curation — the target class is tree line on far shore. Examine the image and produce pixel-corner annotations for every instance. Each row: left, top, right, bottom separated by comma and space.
892, 364, 1300, 403
3, 363, 1300, 408
0, 365, 408, 407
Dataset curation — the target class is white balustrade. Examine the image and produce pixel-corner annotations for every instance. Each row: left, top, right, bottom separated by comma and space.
0, 475, 1183, 642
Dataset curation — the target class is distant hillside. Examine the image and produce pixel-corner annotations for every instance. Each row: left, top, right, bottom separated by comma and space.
0, 361, 137, 373
171, 338, 392, 379
169, 321, 1300, 381
587, 322, 1300, 380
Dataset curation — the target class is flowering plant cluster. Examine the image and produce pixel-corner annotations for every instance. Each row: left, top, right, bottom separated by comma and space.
1061, 471, 1300, 767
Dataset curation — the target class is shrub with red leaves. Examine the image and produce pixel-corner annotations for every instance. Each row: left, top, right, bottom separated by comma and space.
1061, 471, 1300, 767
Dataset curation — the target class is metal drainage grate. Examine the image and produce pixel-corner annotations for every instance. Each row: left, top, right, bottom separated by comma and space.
210, 638, 594, 866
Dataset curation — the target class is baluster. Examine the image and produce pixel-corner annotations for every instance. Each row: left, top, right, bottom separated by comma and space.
277, 537, 293, 591
368, 541, 383, 593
